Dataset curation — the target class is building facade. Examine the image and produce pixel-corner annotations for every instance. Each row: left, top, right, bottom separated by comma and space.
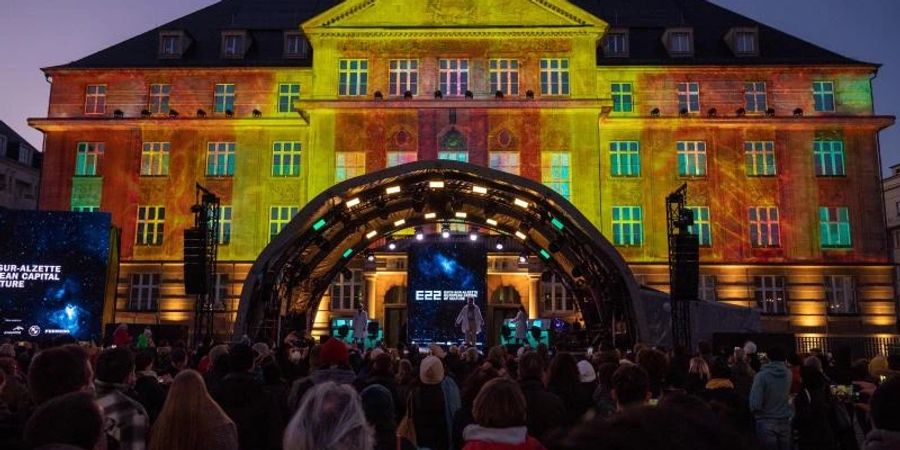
884, 164, 900, 308
0, 121, 41, 210
30, 0, 897, 347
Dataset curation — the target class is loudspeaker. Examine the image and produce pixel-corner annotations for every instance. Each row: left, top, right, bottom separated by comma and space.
183, 228, 208, 295
672, 233, 700, 300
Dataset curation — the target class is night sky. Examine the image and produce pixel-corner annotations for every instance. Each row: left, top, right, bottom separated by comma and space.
1, 0, 898, 173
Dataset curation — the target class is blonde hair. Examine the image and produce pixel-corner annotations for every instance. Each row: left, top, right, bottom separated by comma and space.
149, 370, 235, 450
689, 357, 710, 381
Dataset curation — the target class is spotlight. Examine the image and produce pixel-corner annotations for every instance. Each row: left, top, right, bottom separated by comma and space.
765, 107, 776, 117
464, 90, 474, 99
252, 109, 262, 118
415, 227, 424, 241
141, 109, 151, 118
169, 109, 180, 119
441, 224, 451, 239
225, 109, 234, 118
679, 107, 688, 116
387, 237, 397, 250
518, 254, 528, 264
495, 90, 504, 99
793, 108, 804, 117
113, 110, 124, 119
525, 90, 535, 99
434, 90, 443, 99
650, 108, 660, 117
196, 109, 207, 118
374, 91, 384, 100
707, 108, 717, 118
495, 241, 504, 251
404, 91, 413, 99
736, 107, 746, 117
469, 228, 479, 242
365, 250, 376, 262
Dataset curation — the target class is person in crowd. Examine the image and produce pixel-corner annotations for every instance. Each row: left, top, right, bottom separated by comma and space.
865, 375, 900, 450
453, 366, 501, 450
685, 356, 711, 395
576, 360, 598, 411
405, 355, 460, 450
517, 352, 565, 442
260, 355, 291, 423
591, 362, 619, 419
211, 343, 284, 450
793, 365, 839, 450
547, 352, 589, 424
461, 378, 545, 450
0, 356, 29, 415
94, 347, 150, 450
357, 352, 401, 417
133, 350, 166, 424
744, 341, 762, 372
283, 381, 373, 450
749, 346, 793, 450
610, 364, 650, 411
361, 384, 415, 450
701, 357, 753, 436
113, 323, 132, 348
697, 341, 716, 368
666, 345, 691, 390
730, 347, 756, 401
23, 391, 105, 450
353, 303, 370, 349
150, 370, 237, 450
486, 346, 507, 374
455, 296, 484, 346
637, 348, 668, 399
136, 328, 154, 349
288, 338, 356, 412
28, 344, 93, 406
166, 347, 189, 378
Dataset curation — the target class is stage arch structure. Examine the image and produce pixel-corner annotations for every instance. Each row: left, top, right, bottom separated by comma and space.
234, 160, 649, 345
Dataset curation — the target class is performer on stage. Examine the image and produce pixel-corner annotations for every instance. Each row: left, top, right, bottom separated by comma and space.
352, 302, 369, 348
455, 296, 483, 346
514, 304, 528, 345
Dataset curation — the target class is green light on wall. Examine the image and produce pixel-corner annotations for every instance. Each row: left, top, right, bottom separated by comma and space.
342, 248, 354, 258
313, 218, 327, 231
539, 249, 551, 260
551, 217, 565, 231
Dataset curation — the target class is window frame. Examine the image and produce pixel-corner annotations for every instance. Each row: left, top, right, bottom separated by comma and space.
610, 141, 640, 177
217, 205, 232, 246
602, 30, 629, 57
84, 85, 107, 115
688, 206, 712, 247
221, 31, 248, 59
269, 206, 299, 243
277, 83, 301, 113
612, 206, 643, 247
75, 142, 104, 176
745, 141, 777, 176
331, 269, 364, 311
749, 206, 781, 248
813, 81, 836, 112
489, 151, 521, 175
813, 140, 846, 177
542, 273, 576, 314
489, 59, 519, 96
611, 82, 634, 113
539, 58, 570, 96
135, 205, 165, 246
754, 275, 788, 316
744, 82, 767, 113
699, 275, 717, 302
148, 84, 171, 114
206, 142, 236, 177
819, 206, 852, 249
666, 29, 694, 56
825, 275, 858, 316
541, 151, 572, 200
677, 82, 700, 113
676, 141, 707, 177
283, 31, 309, 59
335, 152, 366, 182
129, 273, 161, 311
389, 59, 419, 97
439, 58, 469, 96
140, 142, 170, 177
338, 59, 368, 96
386, 151, 418, 168
213, 83, 235, 113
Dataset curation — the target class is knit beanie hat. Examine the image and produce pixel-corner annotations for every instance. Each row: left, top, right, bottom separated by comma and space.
319, 338, 349, 367
577, 360, 597, 383
420, 355, 445, 385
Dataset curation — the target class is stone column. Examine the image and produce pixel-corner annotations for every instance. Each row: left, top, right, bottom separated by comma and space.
528, 274, 541, 319
364, 272, 378, 320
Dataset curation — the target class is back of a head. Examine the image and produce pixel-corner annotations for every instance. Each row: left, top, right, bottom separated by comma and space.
697, 341, 712, 356
612, 364, 649, 407
28, 345, 90, 405
361, 384, 396, 425
518, 351, 544, 381
636, 348, 669, 383
228, 343, 255, 373
283, 381, 373, 450
548, 352, 580, 388
799, 365, 825, 391
95, 346, 135, 384
473, 377, 527, 429
134, 350, 154, 372
767, 346, 786, 362
871, 375, 900, 432
689, 357, 709, 377
462, 366, 501, 407
151, 370, 227, 450
24, 391, 104, 450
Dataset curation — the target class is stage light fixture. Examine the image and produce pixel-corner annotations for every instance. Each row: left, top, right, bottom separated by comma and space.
472, 185, 487, 194
550, 217, 565, 231
424, 212, 437, 219
141, 109, 151, 118
515, 231, 527, 240
415, 227, 425, 240
465, 90, 474, 99
525, 90, 535, 99
469, 228, 479, 241
365, 230, 378, 239
252, 109, 261, 118
429, 181, 445, 189
455, 212, 467, 219
650, 108, 661, 117
312, 218, 327, 231
393, 219, 406, 227
441, 224, 451, 239
495, 242, 504, 251
736, 107, 746, 117
514, 198, 529, 209
196, 109, 207, 118
518, 254, 528, 263
766, 107, 776, 117
345, 197, 361, 209
387, 237, 397, 250
404, 91, 413, 99
225, 109, 234, 118
342, 248, 354, 258
113, 110, 124, 119
539, 249, 552, 260
365, 250, 376, 262
434, 90, 443, 99
385, 185, 401, 195
486, 218, 498, 226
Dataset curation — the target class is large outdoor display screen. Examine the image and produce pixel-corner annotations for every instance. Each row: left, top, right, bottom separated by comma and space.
0, 210, 111, 342
407, 241, 487, 345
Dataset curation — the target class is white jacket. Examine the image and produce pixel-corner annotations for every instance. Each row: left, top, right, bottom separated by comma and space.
455, 304, 484, 334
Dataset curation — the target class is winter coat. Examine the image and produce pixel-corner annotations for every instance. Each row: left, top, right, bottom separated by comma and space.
462, 425, 547, 450
210, 372, 284, 450
793, 386, 839, 450
518, 379, 566, 443
749, 361, 793, 420
863, 429, 900, 450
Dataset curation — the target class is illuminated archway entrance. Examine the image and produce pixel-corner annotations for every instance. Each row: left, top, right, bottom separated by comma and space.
234, 160, 649, 346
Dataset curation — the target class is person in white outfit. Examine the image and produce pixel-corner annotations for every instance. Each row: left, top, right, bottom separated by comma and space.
455, 296, 484, 346
514, 305, 528, 345
352, 303, 369, 348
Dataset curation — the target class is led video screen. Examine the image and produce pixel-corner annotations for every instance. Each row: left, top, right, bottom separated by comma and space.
0, 210, 111, 342
407, 241, 487, 345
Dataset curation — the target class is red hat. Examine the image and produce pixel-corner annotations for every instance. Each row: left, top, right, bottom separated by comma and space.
319, 338, 349, 367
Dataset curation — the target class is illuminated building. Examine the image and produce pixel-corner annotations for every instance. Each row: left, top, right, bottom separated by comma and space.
0, 121, 41, 210
29, 0, 897, 347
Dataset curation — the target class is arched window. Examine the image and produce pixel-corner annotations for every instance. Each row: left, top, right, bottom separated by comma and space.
490, 285, 521, 305
438, 129, 468, 162
384, 285, 407, 304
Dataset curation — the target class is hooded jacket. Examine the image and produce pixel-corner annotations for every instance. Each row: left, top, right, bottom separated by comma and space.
748, 361, 793, 420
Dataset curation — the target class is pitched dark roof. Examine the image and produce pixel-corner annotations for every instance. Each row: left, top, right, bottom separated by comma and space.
0, 121, 42, 169
50, 0, 870, 70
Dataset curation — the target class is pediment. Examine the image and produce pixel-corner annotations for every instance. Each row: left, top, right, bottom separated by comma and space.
303, 0, 605, 31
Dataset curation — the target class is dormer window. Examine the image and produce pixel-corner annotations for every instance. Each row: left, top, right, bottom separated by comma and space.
158, 31, 189, 58
664, 28, 694, 57
727, 27, 759, 56
284, 32, 309, 59
602, 29, 629, 57
221, 31, 249, 59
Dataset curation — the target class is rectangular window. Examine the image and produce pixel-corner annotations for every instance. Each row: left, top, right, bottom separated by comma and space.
540, 58, 570, 96
611, 82, 633, 113
677, 82, 700, 113
489, 151, 520, 175
206, 142, 235, 176
603, 31, 629, 57
278, 83, 300, 113
542, 273, 575, 313
386, 151, 417, 167
149, 84, 171, 114
754, 276, 787, 315
541, 152, 571, 200
136, 206, 165, 246
269, 206, 299, 242
677, 141, 707, 177
339, 59, 368, 96
744, 82, 767, 113
813, 81, 835, 112
688, 206, 712, 247
826, 275, 857, 315
439, 59, 469, 96
331, 269, 363, 311
214, 83, 235, 113
819, 207, 852, 248
140, 142, 170, 176
335, 152, 366, 182
612, 206, 643, 246
159, 33, 181, 57
734, 31, 757, 54
610, 141, 640, 177
669, 31, 693, 54
699, 275, 717, 302
218, 205, 232, 246
284, 32, 308, 58
272, 141, 301, 176
222, 33, 245, 58
489, 59, 519, 95
745, 141, 776, 176
749, 207, 780, 247
814, 140, 845, 176
85, 85, 107, 115
389, 59, 418, 96
212, 273, 229, 309
129, 273, 160, 311
438, 151, 469, 163
75, 142, 104, 176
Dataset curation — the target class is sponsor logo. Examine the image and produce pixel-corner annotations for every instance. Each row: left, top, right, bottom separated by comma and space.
27, 325, 41, 337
